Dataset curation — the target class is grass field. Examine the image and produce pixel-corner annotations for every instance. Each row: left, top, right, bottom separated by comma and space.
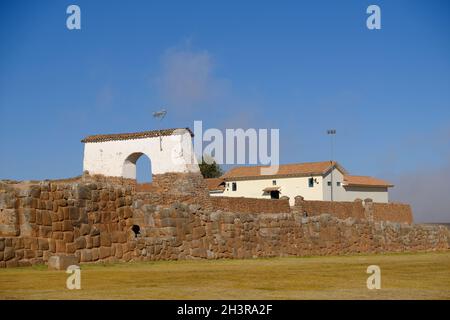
1, 251, 449, 300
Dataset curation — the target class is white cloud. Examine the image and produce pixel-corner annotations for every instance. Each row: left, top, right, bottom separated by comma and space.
155, 45, 229, 111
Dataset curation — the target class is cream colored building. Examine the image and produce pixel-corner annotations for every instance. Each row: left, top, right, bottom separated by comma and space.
206, 161, 393, 205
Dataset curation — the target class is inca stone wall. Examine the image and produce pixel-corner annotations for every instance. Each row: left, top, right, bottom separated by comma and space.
370, 202, 413, 224
210, 196, 291, 214
0, 174, 448, 268
294, 196, 413, 224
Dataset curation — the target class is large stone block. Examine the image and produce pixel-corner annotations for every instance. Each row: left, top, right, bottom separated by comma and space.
0, 209, 19, 236
99, 246, 111, 259
41, 211, 53, 226
80, 249, 92, 262
24, 249, 35, 259
66, 242, 76, 254
75, 184, 91, 200
4, 247, 15, 261
114, 243, 123, 259
63, 232, 74, 243
0, 192, 16, 209
111, 231, 127, 243
47, 254, 79, 270
80, 224, 90, 236
100, 233, 111, 246
91, 248, 99, 261
62, 220, 73, 231
30, 186, 41, 199
92, 235, 100, 248
75, 237, 86, 250
39, 226, 52, 238
6, 259, 19, 268
55, 240, 66, 253
68, 207, 80, 220
38, 238, 49, 250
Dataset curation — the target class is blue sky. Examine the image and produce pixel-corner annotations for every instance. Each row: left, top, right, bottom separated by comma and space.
1, 0, 449, 221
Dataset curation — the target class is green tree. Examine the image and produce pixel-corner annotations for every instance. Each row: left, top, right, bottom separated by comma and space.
198, 156, 223, 178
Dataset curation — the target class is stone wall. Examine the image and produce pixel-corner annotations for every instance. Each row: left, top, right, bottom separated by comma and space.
294, 196, 413, 224
0, 176, 447, 268
294, 197, 366, 220
150, 172, 212, 210
370, 202, 413, 224
210, 196, 291, 214
0, 176, 136, 267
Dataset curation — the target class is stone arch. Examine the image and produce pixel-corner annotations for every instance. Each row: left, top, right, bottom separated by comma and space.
82, 128, 200, 178
122, 152, 152, 180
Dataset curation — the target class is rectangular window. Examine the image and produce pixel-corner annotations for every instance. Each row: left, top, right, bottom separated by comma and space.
327, 181, 332, 186
337, 182, 341, 187
308, 178, 314, 188
272, 180, 276, 185
232, 182, 237, 191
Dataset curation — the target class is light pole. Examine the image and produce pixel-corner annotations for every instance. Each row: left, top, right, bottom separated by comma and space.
327, 129, 336, 202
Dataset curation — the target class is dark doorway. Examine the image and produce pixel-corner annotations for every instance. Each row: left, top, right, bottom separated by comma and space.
270, 190, 280, 199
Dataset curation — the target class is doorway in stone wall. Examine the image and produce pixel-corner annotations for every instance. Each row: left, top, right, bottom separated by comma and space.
122, 152, 153, 192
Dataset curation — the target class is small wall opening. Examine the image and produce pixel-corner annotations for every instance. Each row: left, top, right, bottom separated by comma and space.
136, 154, 152, 183
131, 225, 141, 238
122, 152, 152, 183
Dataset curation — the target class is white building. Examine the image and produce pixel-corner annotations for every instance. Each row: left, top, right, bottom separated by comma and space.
81, 128, 199, 179
207, 161, 393, 205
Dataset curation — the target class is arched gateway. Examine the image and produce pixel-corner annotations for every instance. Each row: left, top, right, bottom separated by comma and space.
81, 128, 200, 179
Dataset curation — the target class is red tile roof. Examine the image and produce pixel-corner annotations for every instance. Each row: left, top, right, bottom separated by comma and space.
343, 175, 393, 188
204, 178, 225, 191
221, 161, 347, 180
81, 128, 194, 143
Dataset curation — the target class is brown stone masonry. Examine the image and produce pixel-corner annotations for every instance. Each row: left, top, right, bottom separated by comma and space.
151, 172, 212, 210
0, 174, 446, 268
370, 202, 413, 224
210, 196, 291, 214
294, 196, 413, 224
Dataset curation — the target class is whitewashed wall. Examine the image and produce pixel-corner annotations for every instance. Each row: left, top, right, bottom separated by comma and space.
322, 169, 389, 203
217, 166, 390, 204
83, 130, 199, 179
220, 176, 325, 205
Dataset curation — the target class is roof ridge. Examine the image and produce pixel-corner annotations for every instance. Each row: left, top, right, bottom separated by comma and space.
81, 127, 193, 143
228, 160, 335, 169
221, 161, 346, 180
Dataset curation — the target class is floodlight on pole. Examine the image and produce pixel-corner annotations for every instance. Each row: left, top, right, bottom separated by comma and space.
327, 129, 336, 202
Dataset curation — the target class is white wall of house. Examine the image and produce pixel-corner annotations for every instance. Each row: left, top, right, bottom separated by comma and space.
219, 176, 325, 205
322, 168, 346, 201
216, 166, 390, 204
83, 130, 199, 178
322, 168, 388, 202
341, 186, 389, 203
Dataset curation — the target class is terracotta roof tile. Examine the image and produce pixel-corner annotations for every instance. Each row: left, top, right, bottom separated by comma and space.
343, 175, 393, 188
81, 128, 194, 143
221, 161, 347, 180
204, 178, 225, 191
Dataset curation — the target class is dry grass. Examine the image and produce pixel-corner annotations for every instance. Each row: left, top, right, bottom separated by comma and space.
1, 251, 449, 300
